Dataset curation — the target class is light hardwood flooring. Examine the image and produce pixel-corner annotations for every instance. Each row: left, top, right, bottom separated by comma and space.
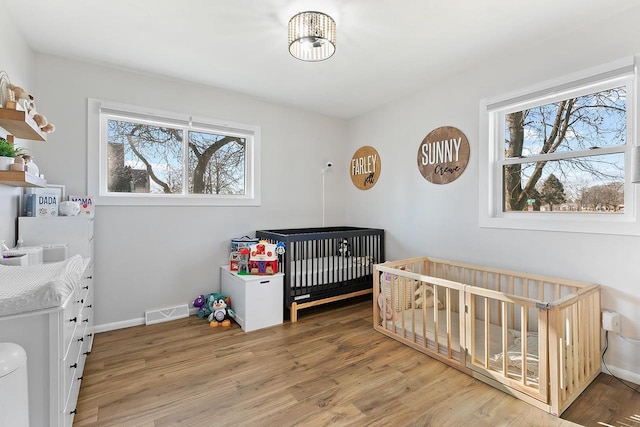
74, 297, 639, 426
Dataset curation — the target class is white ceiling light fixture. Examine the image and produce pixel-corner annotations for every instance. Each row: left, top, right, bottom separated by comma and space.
288, 11, 336, 62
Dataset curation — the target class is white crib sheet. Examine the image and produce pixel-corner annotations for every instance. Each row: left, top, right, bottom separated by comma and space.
0, 255, 84, 317
290, 256, 371, 287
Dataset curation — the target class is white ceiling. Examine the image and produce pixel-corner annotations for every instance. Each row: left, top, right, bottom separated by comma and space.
4, 0, 640, 119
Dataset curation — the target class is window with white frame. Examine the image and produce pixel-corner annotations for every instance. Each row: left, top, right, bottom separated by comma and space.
88, 99, 260, 206
479, 58, 640, 235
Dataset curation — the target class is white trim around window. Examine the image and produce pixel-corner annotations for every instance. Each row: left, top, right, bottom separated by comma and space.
87, 99, 261, 206
479, 57, 640, 235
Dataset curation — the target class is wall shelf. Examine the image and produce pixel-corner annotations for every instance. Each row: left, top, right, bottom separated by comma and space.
0, 170, 47, 187
0, 107, 47, 141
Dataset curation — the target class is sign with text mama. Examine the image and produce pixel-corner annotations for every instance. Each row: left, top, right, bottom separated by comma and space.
417, 126, 470, 185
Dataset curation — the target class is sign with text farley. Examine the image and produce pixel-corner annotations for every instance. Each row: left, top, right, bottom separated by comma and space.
417, 126, 470, 185
350, 146, 381, 190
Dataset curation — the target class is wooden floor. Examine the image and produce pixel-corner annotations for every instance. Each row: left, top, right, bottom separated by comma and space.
74, 297, 640, 426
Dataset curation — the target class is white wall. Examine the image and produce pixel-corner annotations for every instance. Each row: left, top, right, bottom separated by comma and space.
345, 8, 640, 381
0, 0, 34, 246
30, 54, 348, 328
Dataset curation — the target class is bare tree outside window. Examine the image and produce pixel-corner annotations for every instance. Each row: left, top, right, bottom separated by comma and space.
188, 131, 245, 195
503, 86, 626, 213
107, 119, 246, 195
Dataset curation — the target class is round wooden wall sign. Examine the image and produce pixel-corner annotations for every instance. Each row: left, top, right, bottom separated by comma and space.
417, 126, 470, 185
350, 146, 381, 190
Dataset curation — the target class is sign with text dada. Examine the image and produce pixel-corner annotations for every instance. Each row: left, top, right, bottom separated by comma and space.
68, 195, 95, 217
24, 188, 59, 217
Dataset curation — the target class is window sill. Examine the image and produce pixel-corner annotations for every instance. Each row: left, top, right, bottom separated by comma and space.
479, 212, 640, 236
94, 193, 261, 207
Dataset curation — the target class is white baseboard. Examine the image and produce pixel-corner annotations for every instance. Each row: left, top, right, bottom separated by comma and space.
93, 307, 200, 333
602, 362, 640, 386
93, 317, 145, 333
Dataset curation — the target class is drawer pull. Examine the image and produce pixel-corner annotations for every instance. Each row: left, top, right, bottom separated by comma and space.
85, 276, 93, 279
87, 304, 93, 308
69, 317, 77, 323
77, 299, 84, 304
70, 363, 77, 369
260, 280, 270, 284
83, 318, 90, 323
78, 337, 84, 342
83, 351, 91, 356
70, 409, 76, 415
87, 333, 93, 338
78, 376, 83, 381
82, 285, 89, 290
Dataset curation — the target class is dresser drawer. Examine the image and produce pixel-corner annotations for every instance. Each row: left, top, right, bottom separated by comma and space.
62, 297, 80, 360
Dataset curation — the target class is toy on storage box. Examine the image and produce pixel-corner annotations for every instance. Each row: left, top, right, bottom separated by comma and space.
230, 236, 259, 273
249, 241, 279, 275
229, 251, 241, 272
230, 236, 259, 252
229, 247, 251, 274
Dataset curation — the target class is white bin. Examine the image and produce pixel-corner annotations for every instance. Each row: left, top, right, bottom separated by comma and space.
0, 343, 29, 427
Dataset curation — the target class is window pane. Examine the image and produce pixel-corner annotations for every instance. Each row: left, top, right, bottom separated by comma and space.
505, 86, 626, 158
503, 153, 624, 213
107, 119, 183, 194
187, 130, 246, 195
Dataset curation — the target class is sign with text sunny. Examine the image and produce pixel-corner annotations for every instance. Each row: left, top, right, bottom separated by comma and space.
417, 126, 469, 185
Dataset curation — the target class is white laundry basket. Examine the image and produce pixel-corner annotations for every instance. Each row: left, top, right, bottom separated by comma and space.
0, 342, 29, 427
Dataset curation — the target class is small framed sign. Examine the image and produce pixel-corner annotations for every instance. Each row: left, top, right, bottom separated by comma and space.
417, 126, 470, 185
350, 146, 381, 190
68, 195, 95, 217
24, 187, 59, 216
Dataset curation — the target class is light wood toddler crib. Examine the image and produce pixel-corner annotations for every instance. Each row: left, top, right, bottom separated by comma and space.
373, 257, 601, 416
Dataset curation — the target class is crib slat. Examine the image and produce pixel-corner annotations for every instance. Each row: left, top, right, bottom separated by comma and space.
572, 303, 579, 389
521, 304, 528, 387
422, 284, 428, 348
484, 297, 490, 368
565, 307, 574, 396
468, 292, 476, 365
501, 301, 508, 376
579, 298, 586, 384
509, 276, 515, 333
434, 284, 440, 353
446, 287, 452, 359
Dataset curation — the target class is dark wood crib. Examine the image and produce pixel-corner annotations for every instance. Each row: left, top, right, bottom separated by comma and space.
256, 227, 385, 321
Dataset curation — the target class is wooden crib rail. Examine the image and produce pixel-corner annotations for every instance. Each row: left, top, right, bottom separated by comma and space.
373, 256, 601, 417
547, 283, 600, 309
465, 285, 549, 403
548, 286, 601, 416
376, 264, 466, 292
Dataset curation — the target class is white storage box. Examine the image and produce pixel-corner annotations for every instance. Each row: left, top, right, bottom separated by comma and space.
41, 244, 70, 262
220, 265, 283, 332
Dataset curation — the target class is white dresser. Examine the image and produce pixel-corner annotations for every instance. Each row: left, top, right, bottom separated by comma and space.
220, 266, 283, 332
1, 216, 96, 427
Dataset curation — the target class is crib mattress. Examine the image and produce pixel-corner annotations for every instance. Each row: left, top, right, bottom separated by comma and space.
0, 255, 85, 317
384, 308, 539, 383
289, 256, 371, 287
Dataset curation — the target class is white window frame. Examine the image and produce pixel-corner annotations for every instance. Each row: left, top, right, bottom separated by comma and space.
88, 99, 261, 206
479, 57, 640, 235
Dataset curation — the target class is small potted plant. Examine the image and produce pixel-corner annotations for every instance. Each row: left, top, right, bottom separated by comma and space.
0, 137, 25, 171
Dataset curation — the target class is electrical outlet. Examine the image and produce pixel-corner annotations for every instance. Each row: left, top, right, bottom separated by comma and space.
602, 310, 621, 333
